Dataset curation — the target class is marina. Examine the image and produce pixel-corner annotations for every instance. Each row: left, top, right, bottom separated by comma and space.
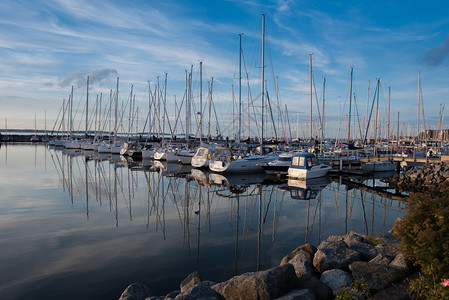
0, 143, 408, 299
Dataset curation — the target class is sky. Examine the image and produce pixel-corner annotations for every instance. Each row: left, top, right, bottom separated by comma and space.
1, 0, 448, 139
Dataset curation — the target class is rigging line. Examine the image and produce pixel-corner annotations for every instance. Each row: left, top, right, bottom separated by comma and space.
363, 83, 379, 144
242, 49, 260, 139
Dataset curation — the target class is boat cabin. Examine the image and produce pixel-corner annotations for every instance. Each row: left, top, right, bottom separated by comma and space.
290, 153, 318, 170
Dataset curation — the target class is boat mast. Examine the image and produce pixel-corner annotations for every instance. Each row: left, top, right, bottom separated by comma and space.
417, 72, 420, 143
238, 33, 242, 144
70, 85, 73, 139
114, 77, 119, 144
260, 14, 265, 154
348, 67, 353, 142
86, 75, 89, 137
374, 78, 380, 145
199, 61, 203, 145
309, 53, 312, 141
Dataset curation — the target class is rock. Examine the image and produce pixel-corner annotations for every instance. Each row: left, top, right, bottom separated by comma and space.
282, 251, 314, 281
120, 283, 151, 300
280, 244, 317, 265
180, 271, 201, 293
296, 276, 333, 300
374, 242, 401, 260
175, 283, 224, 300
275, 288, 316, 300
369, 253, 391, 266
164, 290, 180, 299
389, 253, 410, 275
320, 269, 353, 292
313, 240, 362, 272
343, 232, 377, 260
368, 272, 419, 300
221, 264, 298, 300
210, 282, 227, 295
349, 261, 404, 293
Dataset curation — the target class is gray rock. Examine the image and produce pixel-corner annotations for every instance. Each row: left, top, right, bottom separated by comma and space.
284, 251, 314, 281
369, 253, 391, 266
175, 283, 224, 300
280, 244, 317, 265
389, 253, 410, 275
210, 281, 227, 295
221, 264, 298, 300
374, 242, 401, 260
296, 276, 333, 300
313, 240, 362, 272
344, 232, 377, 261
120, 283, 151, 300
275, 288, 316, 300
349, 261, 404, 293
164, 290, 180, 299
180, 271, 201, 293
368, 272, 419, 300
320, 269, 353, 292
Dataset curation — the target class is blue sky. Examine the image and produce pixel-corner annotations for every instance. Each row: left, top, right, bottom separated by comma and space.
1, 0, 448, 139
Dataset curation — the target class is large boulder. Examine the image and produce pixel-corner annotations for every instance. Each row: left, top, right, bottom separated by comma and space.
221, 264, 298, 300
180, 271, 201, 293
349, 261, 405, 293
175, 283, 224, 300
313, 240, 362, 272
119, 283, 150, 300
281, 251, 314, 281
280, 244, 317, 265
320, 269, 352, 292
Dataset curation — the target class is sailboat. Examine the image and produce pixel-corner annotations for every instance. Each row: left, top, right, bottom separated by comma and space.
209, 15, 276, 173
30, 114, 40, 143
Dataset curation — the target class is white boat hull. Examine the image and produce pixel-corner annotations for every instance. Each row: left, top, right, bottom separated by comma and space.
288, 165, 331, 179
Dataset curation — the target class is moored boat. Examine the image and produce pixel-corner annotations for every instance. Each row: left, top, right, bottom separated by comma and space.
287, 152, 331, 179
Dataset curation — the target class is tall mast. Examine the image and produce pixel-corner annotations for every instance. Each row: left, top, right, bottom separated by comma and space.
387, 86, 390, 142
417, 72, 420, 143
348, 67, 353, 141
260, 14, 265, 154
86, 76, 89, 137
70, 85, 73, 138
199, 61, 203, 145
322, 77, 326, 144
309, 53, 312, 141
238, 33, 242, 144
374, 78, 380, 145
114, 77, 119, 143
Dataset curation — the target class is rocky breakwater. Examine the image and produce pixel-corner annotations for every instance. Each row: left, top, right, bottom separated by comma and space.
119, 231, 416, 300
387, 161, 449, 193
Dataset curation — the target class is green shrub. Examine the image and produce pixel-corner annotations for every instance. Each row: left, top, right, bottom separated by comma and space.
393, 182, 449, 299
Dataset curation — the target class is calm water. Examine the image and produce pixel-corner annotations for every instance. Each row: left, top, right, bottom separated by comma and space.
0, 144, 407, 299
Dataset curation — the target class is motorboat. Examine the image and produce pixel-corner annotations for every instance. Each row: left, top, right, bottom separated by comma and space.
191, 146, 227, 168
287, 152, 331, 179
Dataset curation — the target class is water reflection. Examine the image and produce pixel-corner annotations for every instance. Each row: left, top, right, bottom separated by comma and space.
0, 144, 408, 300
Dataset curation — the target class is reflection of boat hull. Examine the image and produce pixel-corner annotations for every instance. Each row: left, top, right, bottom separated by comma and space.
362, 161, 396, 172
209, 172, 266, 186
287, 177, 330, 200
191, 169, 209, 188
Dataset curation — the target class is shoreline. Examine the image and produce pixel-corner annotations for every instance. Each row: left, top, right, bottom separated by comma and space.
119, 230, 415, 300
